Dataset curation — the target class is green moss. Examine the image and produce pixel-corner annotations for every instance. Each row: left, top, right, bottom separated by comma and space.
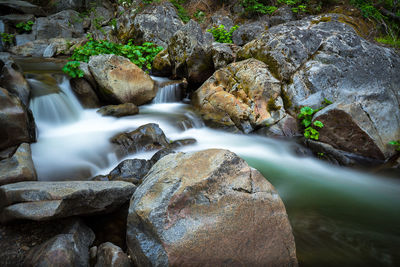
311, 16, 332, 24
375, 35, 400, 48
281, 89, 292, 109
261, 53, 281, 80
267, 97, 281, 112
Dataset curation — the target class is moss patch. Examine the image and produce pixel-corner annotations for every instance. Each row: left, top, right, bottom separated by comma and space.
281, 89, 292, 110
267, 97, 281, 112
311, 16, 332, 24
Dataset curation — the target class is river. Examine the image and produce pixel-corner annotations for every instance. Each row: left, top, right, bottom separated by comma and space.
21, 60, 400, 267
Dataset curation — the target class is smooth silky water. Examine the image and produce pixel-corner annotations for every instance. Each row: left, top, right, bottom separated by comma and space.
26, 67, 400, 266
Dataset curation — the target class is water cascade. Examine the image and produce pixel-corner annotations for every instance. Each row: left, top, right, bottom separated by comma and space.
27, 71, 400, 267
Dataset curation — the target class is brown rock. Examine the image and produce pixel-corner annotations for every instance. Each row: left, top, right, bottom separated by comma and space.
88, 54, 156, 105
95, 242, 132, 267
70, 78, 101, 108
127, 149, 298, 266
97, 103, 139, 118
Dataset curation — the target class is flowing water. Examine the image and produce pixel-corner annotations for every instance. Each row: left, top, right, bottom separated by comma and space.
25, 67, 400, 266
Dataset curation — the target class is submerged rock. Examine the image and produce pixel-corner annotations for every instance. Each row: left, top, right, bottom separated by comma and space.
0, 143, 37, 186
0, 181, 136, 223
88, 54, 156, 105
23, 219, 95, 267
97, 103, 139, 118
95, 242, 132, 267
127, 149, 298, 266
0, 87, 35, 151
192, 58, 286, 133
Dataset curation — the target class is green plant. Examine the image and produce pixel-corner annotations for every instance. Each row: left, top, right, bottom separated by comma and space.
170, 0, 190, 23
1, 33, 14, 45
241, 0, 278, 14
389, 140, 400, 151
277, 0, 307, 13
62, 61, 84, 78
207, 24, 239, 43
63, 36, 163, 77
298, 106, 324, 140
16, 20, 34, 33
375, 35, 400, 47
194, 10, 205, 23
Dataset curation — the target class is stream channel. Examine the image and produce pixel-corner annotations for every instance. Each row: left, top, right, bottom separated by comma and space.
19, 58, 400, 267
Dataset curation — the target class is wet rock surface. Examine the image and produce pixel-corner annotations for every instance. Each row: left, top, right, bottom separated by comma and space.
0, 181, 136, 223
97, 103, 139, 118
95, 242, 132, 267
127, 149, 298, 266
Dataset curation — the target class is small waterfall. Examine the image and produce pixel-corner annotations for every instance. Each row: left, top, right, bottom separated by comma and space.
29, 76, 82, 127
152, 76, 184, 103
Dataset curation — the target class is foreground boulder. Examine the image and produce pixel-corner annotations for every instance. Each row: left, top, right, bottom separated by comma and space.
127, 149, 297, 266
0, 181, 136, 223
88, 54, 156, 105
23, 219, 95, 267
0, 143, 37, 186
193, 59, 286, 133
237, 14, 400, 159
95, 242, 132, 267
0, 87, 35, 151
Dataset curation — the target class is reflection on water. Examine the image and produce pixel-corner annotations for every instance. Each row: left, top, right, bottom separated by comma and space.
28, 73, 400, 266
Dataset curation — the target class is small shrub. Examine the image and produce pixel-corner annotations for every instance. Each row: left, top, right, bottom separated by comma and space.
298, 106, 324, 140
1, 33, 14, 45
241, 0, 278, 14
170, 0, 190, 23
62, 61, 84, 78
207, 25, 239, 43
389, 140, 400, 151
194, 10, 205, 23
16, 20, 34, 33
376, 35, 400, 48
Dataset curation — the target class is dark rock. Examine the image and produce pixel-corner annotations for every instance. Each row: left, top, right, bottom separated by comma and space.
0, 143, 37, 186
97, 103, 139, 118
95, 242, 132, 267
169, 138, 197, 149
70, 78, 101, 108
15, 33, 35, 46
132, 2, 183, 48
111, 123, 169, 157
149, 148, 175, 165
168, 19, 214, 85
152, 49, 172, 77
0, 87, 36, 151
127, 149, 298, 266
0, 181, 136, 223
209, 14, 234, 30
23, 219, 95, 267
268, 6, 296, 27
108, 159, 152, 184
0, 0, 44, 16
232, 21, 269, 46
209, 42, 238, 70
256, 115, 300, 137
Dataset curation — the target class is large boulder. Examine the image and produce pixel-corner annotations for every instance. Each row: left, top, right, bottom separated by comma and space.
209, 42, 238, 70
0, 87, 35, 151
23, 219, 95, 267
168, 20, 214, 85
0, 181, 136, 223
192, 58, 286, 133
0, 143, 37, 186
0, 0, 44, 16
95, 242, 132, 267
88, 54, 156, 105
127, 149, 298, 266
232, 21, 269, 46
238, 14, 400, 159
131, 2, 184, 48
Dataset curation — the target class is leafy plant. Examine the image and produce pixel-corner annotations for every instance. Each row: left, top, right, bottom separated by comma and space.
63, 36, 163, 77
194, 10, 205, 23
389, 140, 400, 151
241, 0, 278, 14
16, 20, 34, 33
1, 33, 14, 45
62, 61, 84, 78
298, 106, 324, 140
375, 35, 400, 47
170, 0, 190, 23
277, 0, 307, 13
207, 24, 239, 43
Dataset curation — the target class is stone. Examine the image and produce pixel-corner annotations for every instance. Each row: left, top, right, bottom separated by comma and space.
152, 49, 172, 77
108, 159, 152, 184
0, 1, 44, 16
0, 143, 37, 186
0, 181, 136, 223
15, 33, 35, 46
0, 87, 35, 151
168, 20, 214, 85
95, 242, 132, 267
0, 58, 31, 106
97, 103, 139, 118
268, 6, 295, 27
0, 14, 34, 25
131, 2, 183, 48
238, 14, 400, 159
209, 42, 238, 70
210, 14, 234, 31
88, 54, 156, 105
111, 123, 169, 157
23, 219, 95, 267
232, 21, 269, 46
256, 114, 300, 137
192, 58, 286, 133
127, 149, 298, 266
70, 78, 101, 108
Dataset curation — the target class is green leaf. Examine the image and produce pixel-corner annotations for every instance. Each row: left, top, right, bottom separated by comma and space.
302, 118, 312, 127
313, 120, 324, 128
